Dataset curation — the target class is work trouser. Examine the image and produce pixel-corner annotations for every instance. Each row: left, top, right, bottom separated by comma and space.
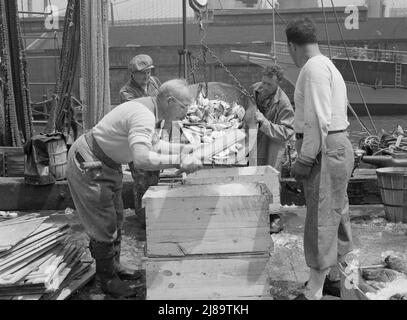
296, 132, 354, 271
128, 163, 159, 216
66, 135, 124, 244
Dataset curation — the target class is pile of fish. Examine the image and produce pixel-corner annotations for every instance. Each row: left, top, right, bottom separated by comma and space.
362, 255, 407, 300
181, 94, 247, 162
359, 125, 407, 157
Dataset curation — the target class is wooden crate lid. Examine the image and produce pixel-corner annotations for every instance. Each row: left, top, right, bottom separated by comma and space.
143, 182, 271, 203
186, 165, 279, 181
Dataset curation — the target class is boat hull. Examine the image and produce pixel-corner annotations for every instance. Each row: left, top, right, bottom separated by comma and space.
236, 52, 407, 116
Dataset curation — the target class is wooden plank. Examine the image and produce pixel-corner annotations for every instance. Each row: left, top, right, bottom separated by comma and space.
46, 264, 96, 300
144, 183, 271, 257
0, 232, 67, 269
147, 226, 271, 257
191, 129, 246, 164
0, 243, 63, 284
4, 225, 69, 259
146, 254, 271, 300
0, 236, 66, 275
0, 218, 48, 253
12, 295, 43, 301
144, 182, 271, 202
185, 166, 281, 209
185, 166, 279, 191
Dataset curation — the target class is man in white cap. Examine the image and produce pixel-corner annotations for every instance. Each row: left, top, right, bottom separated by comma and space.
119, 54, 161, 103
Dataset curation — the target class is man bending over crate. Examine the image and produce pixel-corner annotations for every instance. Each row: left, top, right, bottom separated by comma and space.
287, 18, 355, 300
66, 79, 202, 298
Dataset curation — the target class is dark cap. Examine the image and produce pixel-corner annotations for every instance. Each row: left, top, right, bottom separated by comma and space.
129, 54, 155, 73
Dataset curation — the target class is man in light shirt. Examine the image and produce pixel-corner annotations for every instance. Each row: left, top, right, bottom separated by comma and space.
286, 18, 355, 300
67, 79, 202, 298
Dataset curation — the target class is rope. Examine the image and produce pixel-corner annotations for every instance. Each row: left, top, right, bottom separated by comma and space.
51, 0, 81, 135
347, 102, 372, 136
330, 0, 378, 135
0, 0, 21, 146
79, 0, 111, 130
321, 0, 333, 60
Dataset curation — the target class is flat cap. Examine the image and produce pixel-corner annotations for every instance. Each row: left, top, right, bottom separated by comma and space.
129, 54, 155, 72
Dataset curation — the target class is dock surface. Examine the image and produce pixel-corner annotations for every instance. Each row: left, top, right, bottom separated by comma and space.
9, 204, 405, 300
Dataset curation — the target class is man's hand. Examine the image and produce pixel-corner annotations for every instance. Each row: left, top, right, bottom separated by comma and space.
255, 110, 267, 125
291, 161, 312, 181
180, 143, 199, 156
179, 154, 203, 174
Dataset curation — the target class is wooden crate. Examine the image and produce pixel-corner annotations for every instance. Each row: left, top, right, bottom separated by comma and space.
143, 182, 272, 300
185, 166, 280, 210
143, 183, 272, 257
147, 254, 271, 300
0, 147, 25, 178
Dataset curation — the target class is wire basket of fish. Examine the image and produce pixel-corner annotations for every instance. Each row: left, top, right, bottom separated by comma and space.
182, 82, 258, 166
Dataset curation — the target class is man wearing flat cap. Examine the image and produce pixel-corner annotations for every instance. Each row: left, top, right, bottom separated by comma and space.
119, 54, 162, 103
119, 55, 162, 227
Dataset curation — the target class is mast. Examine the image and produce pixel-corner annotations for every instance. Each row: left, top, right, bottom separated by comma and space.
182, 0, 188, 79
272, 0, 276, 64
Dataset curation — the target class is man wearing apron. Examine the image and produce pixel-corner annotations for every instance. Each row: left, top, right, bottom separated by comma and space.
286, 18, 354, 300
67, 80, 202, 298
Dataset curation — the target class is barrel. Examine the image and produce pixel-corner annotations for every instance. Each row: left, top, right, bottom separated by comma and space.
47, 137, 68, 181
376, 168, 407, 223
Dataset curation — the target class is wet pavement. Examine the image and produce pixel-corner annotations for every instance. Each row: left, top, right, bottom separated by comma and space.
26, 205, 407, 300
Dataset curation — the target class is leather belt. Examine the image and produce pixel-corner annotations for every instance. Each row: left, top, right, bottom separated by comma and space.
84, 131, 122, 171
296, 130, 346, 140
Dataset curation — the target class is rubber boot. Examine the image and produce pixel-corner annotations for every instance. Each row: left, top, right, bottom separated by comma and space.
113, 230, 143, 281
90, 240, 139, 298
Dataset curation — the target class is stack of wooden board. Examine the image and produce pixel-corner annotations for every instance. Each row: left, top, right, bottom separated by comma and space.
143, 181, 273, 300
0, 215, 95, 300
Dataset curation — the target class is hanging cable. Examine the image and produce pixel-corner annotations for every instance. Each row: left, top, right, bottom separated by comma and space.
330, 0, 378, 134
321, 0, 333, 60
271, 0, 276, 64
266, 0, 286, 25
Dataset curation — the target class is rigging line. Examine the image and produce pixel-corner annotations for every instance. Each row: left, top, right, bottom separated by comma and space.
348, 102, 372, 136
330, 0, 378, 134
320, 0, 332, 60
271, 0, 276, 63
266, 0, 287, 25
19, 0, 28, 50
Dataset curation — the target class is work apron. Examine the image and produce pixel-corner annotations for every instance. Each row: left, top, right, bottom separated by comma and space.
66, 132, 124, 244
296, 132, 354, 270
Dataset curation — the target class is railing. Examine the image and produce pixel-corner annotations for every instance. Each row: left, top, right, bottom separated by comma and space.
272, 41, 407, 64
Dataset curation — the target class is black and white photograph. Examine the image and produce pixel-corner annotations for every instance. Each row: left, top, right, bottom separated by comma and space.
0, 0, 407, 312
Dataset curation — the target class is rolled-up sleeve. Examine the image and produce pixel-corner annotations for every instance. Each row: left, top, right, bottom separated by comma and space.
259, 99, 295, 143
298, 69, 332, 166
